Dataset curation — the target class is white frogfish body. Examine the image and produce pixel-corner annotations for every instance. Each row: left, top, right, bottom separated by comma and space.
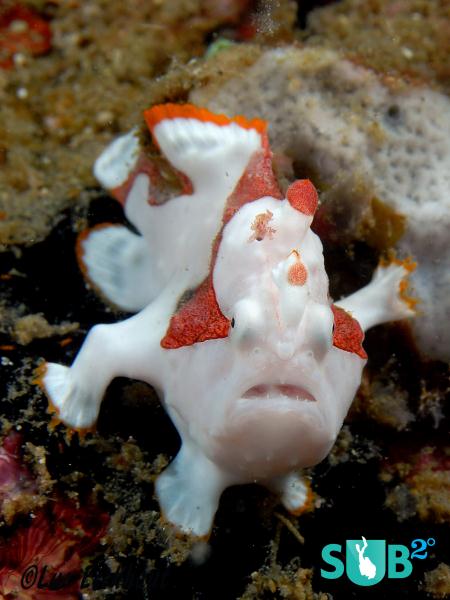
42, 104, 415, 537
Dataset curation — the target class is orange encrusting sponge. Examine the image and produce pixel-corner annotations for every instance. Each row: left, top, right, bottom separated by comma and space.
144, 103, 267, 136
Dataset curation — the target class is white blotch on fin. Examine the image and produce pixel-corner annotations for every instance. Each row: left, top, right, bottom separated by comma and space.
93, 128, 140, 190
153, 119, 261, 192
43, 363, 99, 429
80, 225, 162, 312
336, 262, 415, 332
155, 442, 231, 537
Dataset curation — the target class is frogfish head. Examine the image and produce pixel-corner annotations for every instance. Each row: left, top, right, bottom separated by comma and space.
198, 189, 365, 476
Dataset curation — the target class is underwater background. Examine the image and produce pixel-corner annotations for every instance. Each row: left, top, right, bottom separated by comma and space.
0, 1, 449, 598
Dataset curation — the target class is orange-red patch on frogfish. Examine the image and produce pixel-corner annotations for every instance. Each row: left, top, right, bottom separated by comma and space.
286, 179, 319, 216
160, 124, 284, 349
331, 305, 367, 359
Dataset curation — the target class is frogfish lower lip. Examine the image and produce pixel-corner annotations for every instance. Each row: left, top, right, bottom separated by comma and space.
241, 384, 316, 403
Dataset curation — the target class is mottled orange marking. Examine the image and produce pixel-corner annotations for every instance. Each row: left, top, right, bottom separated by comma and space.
158, 508, 212, 541
331, 305, 367, 359
249, 210, 275, 242
144, 103, 267, 138
381, 254, 419, 311
222, 134, 283, 224
286, 179, 319, 216
380, 254, 417, 273
0, 274, 12, 280
0, 345, 15, 351
59, 337, 73, 348
288, 260, 308, 286
32, 361, 47, 387
161, 278, 230, 349
288, 479, 315, 516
